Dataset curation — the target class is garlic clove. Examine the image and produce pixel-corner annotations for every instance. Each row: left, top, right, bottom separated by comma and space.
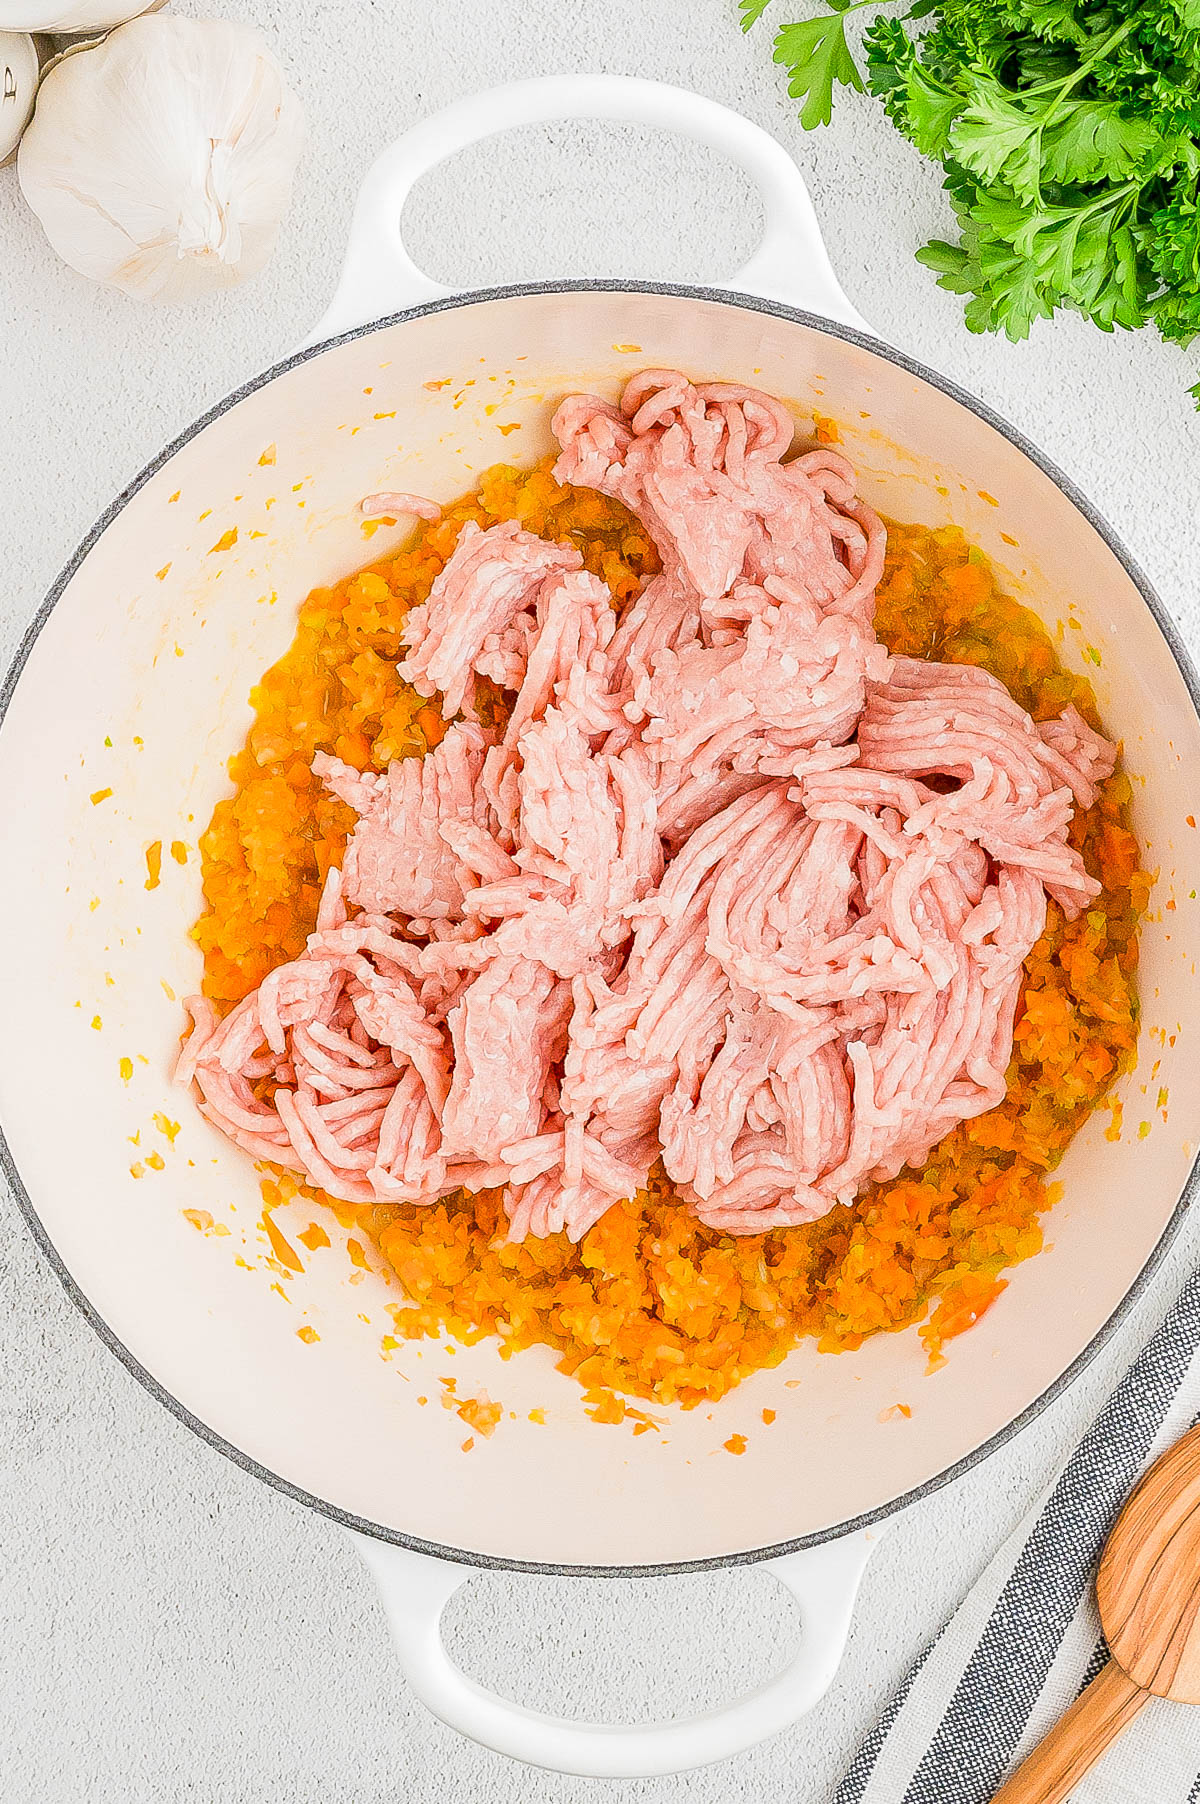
0, 2, 161, 36
17, 14, 304, 302
0, 29, 42, 165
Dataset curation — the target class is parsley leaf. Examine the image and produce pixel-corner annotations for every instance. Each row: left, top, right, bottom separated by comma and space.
739, 0, 774, 30
1041, 100, 1163, 185
904, 66, 964, 154
948, 81, 1047, 196
948, 85, 1162, 201
918, 182, 1059, 339
1018, 0, 1090, 41
1149, 189, 1200, 343
865, 17, 963, 153
773, 10, 866, 130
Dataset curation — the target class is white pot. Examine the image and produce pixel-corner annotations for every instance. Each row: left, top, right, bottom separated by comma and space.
2, 76, 1198, 1779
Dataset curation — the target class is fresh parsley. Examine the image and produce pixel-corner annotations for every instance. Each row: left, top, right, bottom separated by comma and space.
771, 1, 869, 128
742, 0, 1200, 402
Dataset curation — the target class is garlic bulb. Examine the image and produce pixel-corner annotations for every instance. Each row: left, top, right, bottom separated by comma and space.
17, 16, 304, 302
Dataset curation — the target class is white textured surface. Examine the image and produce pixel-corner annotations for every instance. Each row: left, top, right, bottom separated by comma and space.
2, 1, 1199, 1798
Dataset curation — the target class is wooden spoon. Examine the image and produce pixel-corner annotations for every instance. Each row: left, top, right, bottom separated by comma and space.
992, 1420, 1200, 1804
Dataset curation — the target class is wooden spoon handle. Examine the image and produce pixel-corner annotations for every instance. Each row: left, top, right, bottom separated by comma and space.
990, 1660, 1149, 1804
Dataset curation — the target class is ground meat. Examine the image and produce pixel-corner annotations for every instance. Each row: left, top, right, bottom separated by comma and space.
180, 370, 1115, 1244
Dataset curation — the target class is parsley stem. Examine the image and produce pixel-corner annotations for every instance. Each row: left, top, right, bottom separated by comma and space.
1019, 16, 1138, 106
1082, 179, 1140, 218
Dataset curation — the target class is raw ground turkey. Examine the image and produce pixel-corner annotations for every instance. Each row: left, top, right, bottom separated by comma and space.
192, 458, 1148, 1408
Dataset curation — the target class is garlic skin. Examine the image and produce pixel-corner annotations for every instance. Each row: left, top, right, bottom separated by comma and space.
17, 15, 304, 302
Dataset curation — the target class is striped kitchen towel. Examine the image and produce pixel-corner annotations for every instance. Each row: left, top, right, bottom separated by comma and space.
836, 1268, 1200, 1804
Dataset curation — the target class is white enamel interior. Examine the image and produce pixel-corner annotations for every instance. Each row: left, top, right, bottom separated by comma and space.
1, 289, 1197, 1570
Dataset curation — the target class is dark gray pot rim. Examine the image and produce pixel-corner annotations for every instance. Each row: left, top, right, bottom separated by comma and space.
2, 278, 1197, 1578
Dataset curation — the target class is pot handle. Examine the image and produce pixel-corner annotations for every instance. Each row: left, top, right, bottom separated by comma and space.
352, 1525, 879, 1778
305, 74, 870, 348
